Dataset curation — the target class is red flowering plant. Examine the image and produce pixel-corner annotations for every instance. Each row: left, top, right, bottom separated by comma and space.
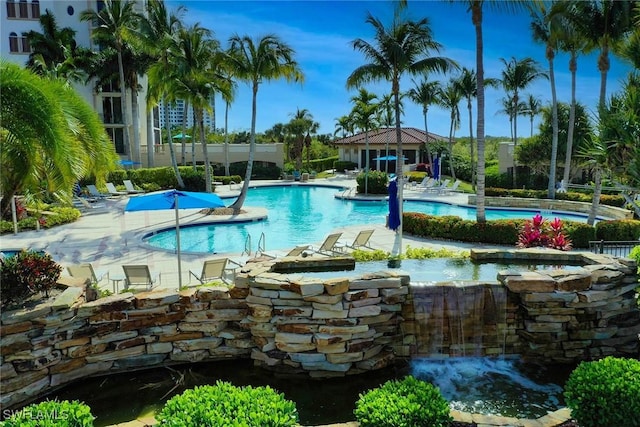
0, 250, 61, 307
517, 214, 572, 251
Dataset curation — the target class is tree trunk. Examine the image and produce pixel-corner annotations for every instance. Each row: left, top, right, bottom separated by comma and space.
392, 77, 403, 261
116, 48, 131, 159
587, 168, 602, 226
423, 110, 433, 170
467, 98, 475, 191
512, 91, 518, 189
547, 53, 558, 200
198, 108, 212, 193
131, 87, 141, 164
163, 97, 184, 188
563, 52, 577, 186
181, 100, 188, 166
473, 2, 486, 223
598, 45, 609, 110
229, 81, 258, 212
364, 130, 369, 194
224, 100, 230, 176
447, 120, 457, 180
146, 107, 154, 168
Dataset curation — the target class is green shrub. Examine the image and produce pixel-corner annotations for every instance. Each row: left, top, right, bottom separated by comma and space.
354, 376, 451, 427
1, 250, 61, 307
485, 165, 511, 188
0, 400, 94, 426
564, 357, 640, 427
595, 219, 640, 241
352, 249, 390, 261
334, 160, 357, 172
356, 170, 388, 194
629, 245, 640, 265
404, 246, 469, 259
158, 381, 299, 427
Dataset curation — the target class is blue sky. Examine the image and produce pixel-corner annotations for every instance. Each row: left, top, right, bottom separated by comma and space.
168, 0, 634, 139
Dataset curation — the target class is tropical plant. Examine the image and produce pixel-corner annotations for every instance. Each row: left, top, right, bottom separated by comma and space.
0, 399, 95, 427
407, 79, 441, 171
1, 250, 62, 306
439, 79, 463, 180
287, 108, 318, 170
349, 89, 379, 194
500, 56, 547, 189
0, 62, 118, 219
524, 94, 542, 138
516, 214, 572, 250
334, 115, 354, 140
227, 34, 303, 212
80, 0, 140, 162
378, 92, 404, 173
347, 5, 456, 258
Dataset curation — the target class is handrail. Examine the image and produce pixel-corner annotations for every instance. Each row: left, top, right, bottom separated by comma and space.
242, 234, 252, 256
588, 240, 639, 258
257, 232, 266, 255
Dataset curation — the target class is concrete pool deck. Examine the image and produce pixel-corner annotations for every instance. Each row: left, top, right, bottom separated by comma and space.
1, 178, 510, 292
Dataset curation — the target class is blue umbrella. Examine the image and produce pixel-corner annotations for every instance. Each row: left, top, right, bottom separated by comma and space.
432, 156, 440, 181
373, 155, 408, 161
119, 160, 141, 167
172, 133, 191, 139
125, 190, 225, 289
388, 180, 400, 231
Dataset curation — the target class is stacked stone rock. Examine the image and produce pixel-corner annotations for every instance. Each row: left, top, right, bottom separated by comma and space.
239, 269, 410, 377
0, 284, 250, 410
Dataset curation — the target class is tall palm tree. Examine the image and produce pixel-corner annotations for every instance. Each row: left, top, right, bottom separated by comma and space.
227, 34, 303, 212
334, 115, 354, 140
525, 94, 542, 137
500, 56, 547, 188
134, 0, 185, 184
23, 10, 80, 73
439, 80, 462, 181
349, 88, 379, 194
407, 79, 441, 170
347, 6, 456, 259
457, 0, 531, 223
531, 3, 561, 199
80, 0, 140, 162
377, 92, 401, 173
0, 61, 117, 218
288, 108, 318, 170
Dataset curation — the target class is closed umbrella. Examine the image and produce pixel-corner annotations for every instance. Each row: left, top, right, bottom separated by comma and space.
388, 180, 400, 231
432, 156, 440, 181
125, 190, 225, 289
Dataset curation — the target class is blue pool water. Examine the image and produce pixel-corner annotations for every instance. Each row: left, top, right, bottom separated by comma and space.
145, 185, 591, 254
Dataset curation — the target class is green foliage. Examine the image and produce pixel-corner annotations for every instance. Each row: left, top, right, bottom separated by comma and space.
354, 376, 452, 427
158, 381, 299, 427
356, 170, 388, 194
485, 165, 511, 188
629, 245, 640, 265
564, 357, 640, 427
0, 400, 94, 427
1, 206, 81, 235
595, 219, 640, 240
109, 167, 243, 192
334, 160, 357, 172
307, 156, 338, 173
404, 171, 428, 183
404, 246, 469, 260
1, 250, 62, 306
352, 249, 390, 261
484, 187, 627, 208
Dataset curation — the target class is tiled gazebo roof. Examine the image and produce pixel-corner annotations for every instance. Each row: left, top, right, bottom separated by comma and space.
333, 127, 446, 145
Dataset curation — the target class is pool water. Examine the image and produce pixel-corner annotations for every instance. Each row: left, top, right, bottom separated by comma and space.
145, 185, 592, 254
286, 258, 585, 282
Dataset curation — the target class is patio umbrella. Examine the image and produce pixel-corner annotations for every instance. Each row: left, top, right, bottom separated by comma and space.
119, 160, 141, 168
432, 156, 440, 181
388, 179, 400, 231
172, 133, 191, 139
373, 155, 408, 161
125, 190, 225, 289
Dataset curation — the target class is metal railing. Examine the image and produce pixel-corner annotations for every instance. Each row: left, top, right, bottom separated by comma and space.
242, 234, 252, 256
588, 240, 639, 258
257, 232, 266, 256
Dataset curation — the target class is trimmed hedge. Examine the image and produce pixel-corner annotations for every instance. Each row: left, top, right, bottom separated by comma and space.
595, 219, 640, 240
402, 212, 597, 248
0, 207, 81, 235
0, 400, 94, 426
334, 160, 357, 172
356, 170, 388, 194
485, 187, 627, 208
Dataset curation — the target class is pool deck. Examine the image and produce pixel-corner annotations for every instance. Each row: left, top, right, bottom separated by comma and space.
0, 177, 509, 292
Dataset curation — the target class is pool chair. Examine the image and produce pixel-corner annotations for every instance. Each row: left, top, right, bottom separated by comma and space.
86, 184, 110, 199
67, 263, 108, 286
73, 196, 107, 212
123, 180, 145, 194
440, 179, 462, 195
122, 265, 160, 291
189, 258, 242, 285
428, 179, 450, 194
311, 232, 344, 256
260, 245, 311, 260
105, 182, 127, 197
416, 177, 435, 190
344, 229, 375, 250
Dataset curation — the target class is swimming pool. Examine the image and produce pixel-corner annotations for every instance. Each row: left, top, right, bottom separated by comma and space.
144, 185, 592, 254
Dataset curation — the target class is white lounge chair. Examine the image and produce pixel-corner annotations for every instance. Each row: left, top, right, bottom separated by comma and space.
343, 229, 375, 250
439, 179, 462, 195
311, 232, 344, 256
261, 245, 311, 260
189, 258, 241, 285
417, 177, 435, 190
105, 182, 127, 197
67, 263, 108, 285
86, 184, 110, 199
122, 265, 160, 291
428, 179, 450, 194
123, 180, 144, 194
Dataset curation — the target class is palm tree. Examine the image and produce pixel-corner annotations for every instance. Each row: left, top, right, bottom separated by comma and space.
227, 34, 303, 212
531, 3, 561, 199
407, 79, 441, 170
439, 80, 462, 181
349, 88, 379, 194
457, 0, 531, 223
23, 10, 79, 72
0, 61, 118, 218
347, 6, 456, 259
80, 0, 140, 162
134, 0, 185, 185
525, 94, 542, 137
288, 108, 318, 170
377, 92, 400, 173
500, 56, 547, 188
334, 115, 354, 140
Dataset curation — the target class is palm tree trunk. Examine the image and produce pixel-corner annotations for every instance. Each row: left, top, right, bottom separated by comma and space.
181, 100, 188, 166
587, 168, 602, 225
423, 111, 433, 170
131, 88, 141, 164
146, 108, 154, 168
364, 131, 369, 194
224, 100, 230, 176
563, 53, 577, 186
467, 99, 475, 191
116, 48, 131, 159
392, 80, 403, 261
473, 1, 486, 223
198, 108, 212, 193
229, 82, 258, 212
385, 128, 390, 173
512, 92, 518, 189
163, 97, 184, 188
547, 55, 558, 199
598, 46, 609, 110
447, 121, 457, 180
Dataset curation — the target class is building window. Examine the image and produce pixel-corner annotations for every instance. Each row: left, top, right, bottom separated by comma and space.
18, 0, 28, 18
20, 35, 30, 53
106, 128, 125, 154
67, 5, 74, 15
6, 0, 16, 18
102, 96, 123, 124
9, 33, 19, 52
30, 0, 39, 18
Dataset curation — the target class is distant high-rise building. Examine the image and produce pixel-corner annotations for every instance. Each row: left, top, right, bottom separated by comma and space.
158, 99, 215, 131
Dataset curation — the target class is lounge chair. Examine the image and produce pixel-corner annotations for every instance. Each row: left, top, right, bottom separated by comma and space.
257, 245, 311, 260
343, 229, 375, 250
73, 196, 106, 211
123, 180, 144, 194
416, 177, 434, 189
188, 258, 241, 285
67, 263, 108, 285
428, 179, 450, 194
105, 182, 127, 197
311, 232, 344, 256
86, 184, 110, 199
122, 265, 160, 291
439, 179, 462, 195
